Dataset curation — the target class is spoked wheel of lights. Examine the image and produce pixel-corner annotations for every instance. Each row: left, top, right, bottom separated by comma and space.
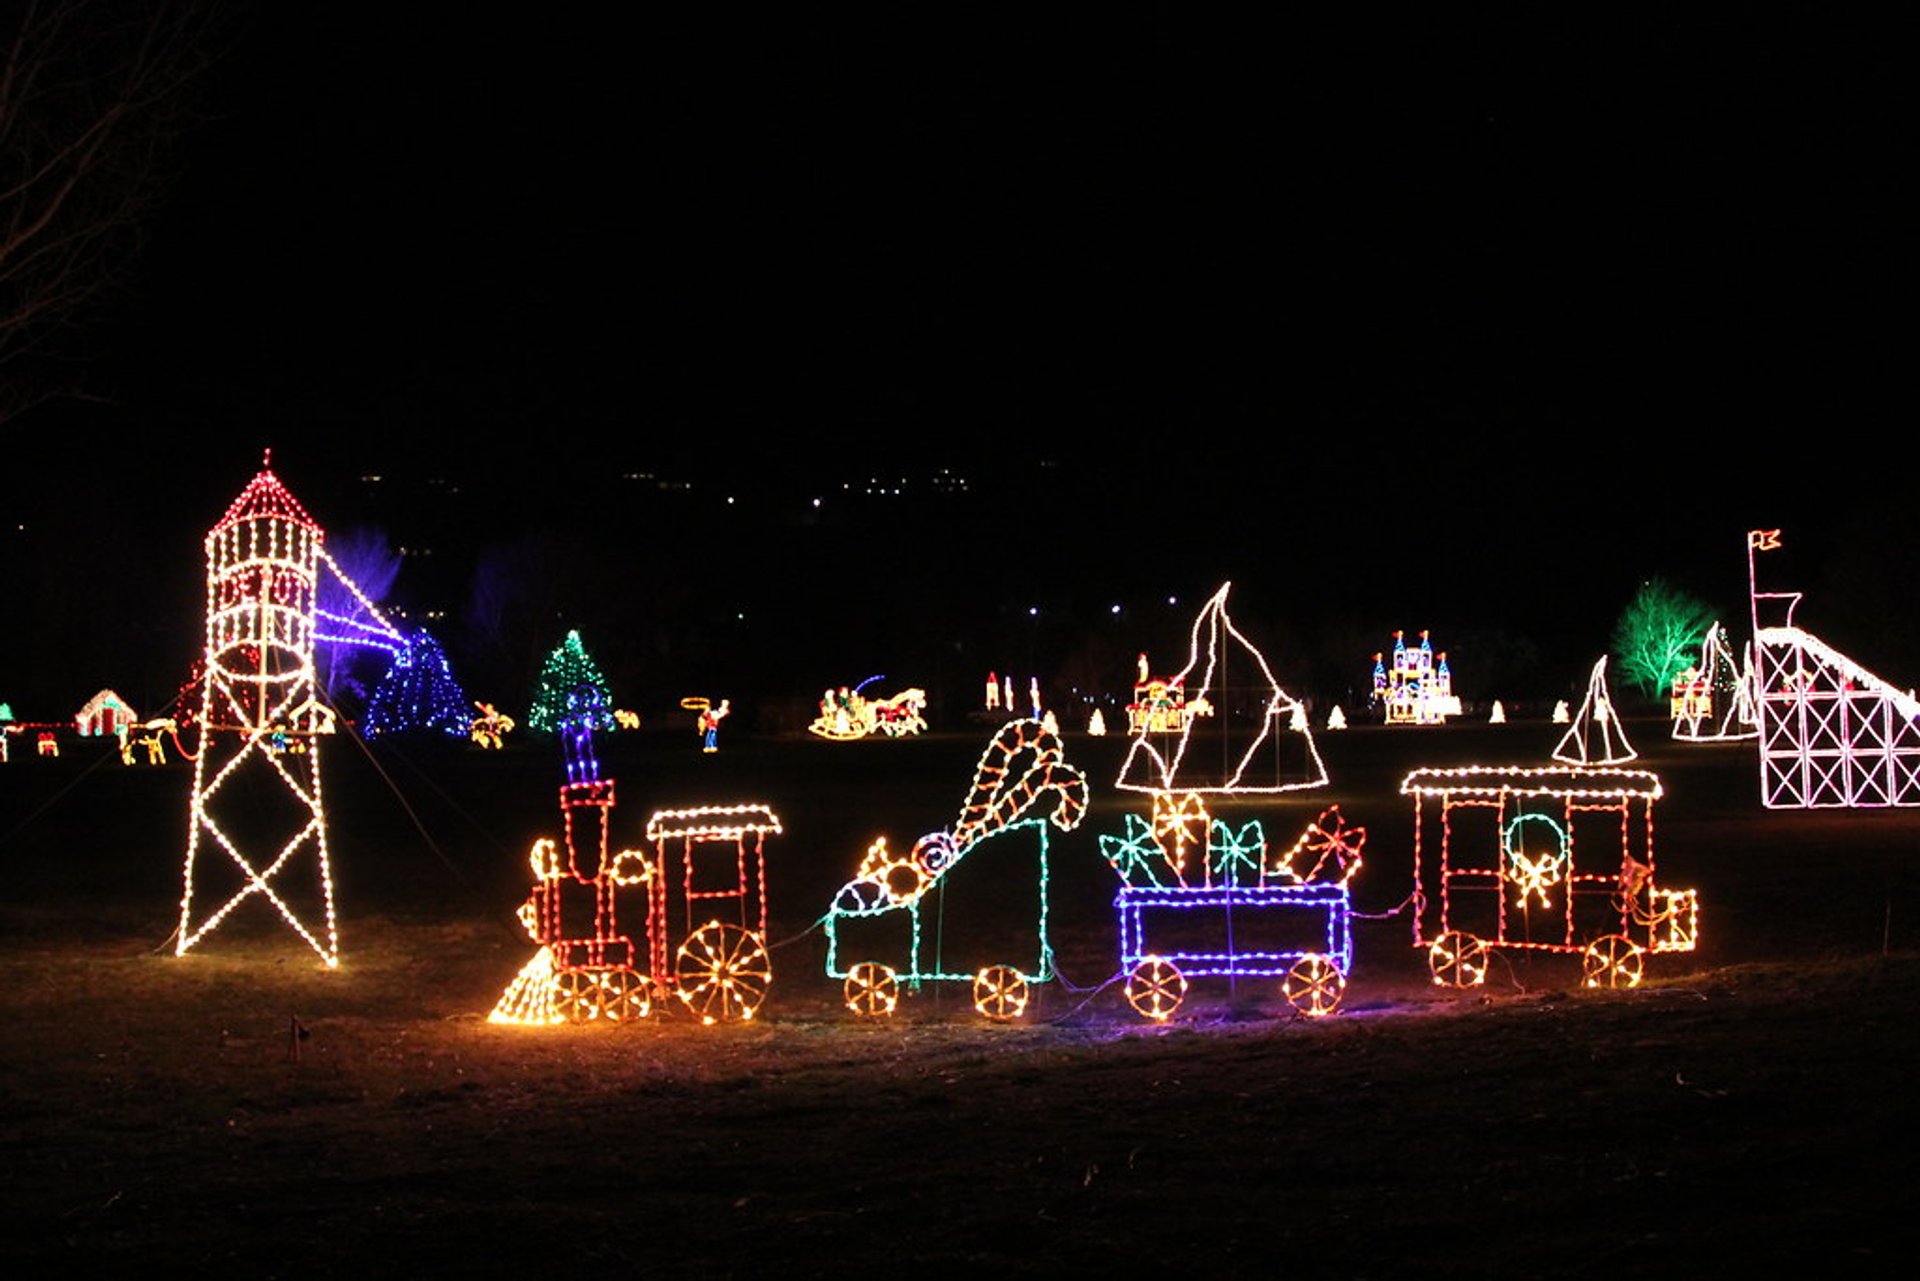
1281, 953, 1347, 1018
601, 968, 652, 1021
1124, 956, 1188, 1021
972, 965, 1030, 1022
674, 923, 772, 1024
553, 969, 602, 1023
843, 961, 900, 1018
1428, 930, 1490, 988
1581, 933, 1646, 989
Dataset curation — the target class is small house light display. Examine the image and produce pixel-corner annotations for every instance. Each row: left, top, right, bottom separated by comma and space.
1126, 652, 1194, 735
823, 718, 1087, 1021
74, 689, 138, 738
1400, 764, 1700, 989
1372, 630, 1461, 725
490, 684, 782, 1026
1747, 530, 1920, 807
1102, 802, 1366, 1020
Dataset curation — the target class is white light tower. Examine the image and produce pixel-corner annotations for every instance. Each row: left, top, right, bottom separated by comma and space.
178, 455, 399, 965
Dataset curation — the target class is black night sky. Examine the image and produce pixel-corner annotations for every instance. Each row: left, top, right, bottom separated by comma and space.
2, 13, 1910, 725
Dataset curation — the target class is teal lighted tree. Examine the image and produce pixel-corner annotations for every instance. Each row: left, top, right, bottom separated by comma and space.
528, 630, 615, 734
1611, 578, 1714, 699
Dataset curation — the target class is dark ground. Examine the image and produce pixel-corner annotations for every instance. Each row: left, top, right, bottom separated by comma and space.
2, 715, 1916, 1276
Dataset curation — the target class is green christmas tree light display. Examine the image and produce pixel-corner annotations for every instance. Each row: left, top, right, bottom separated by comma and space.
528, 630, 615, 735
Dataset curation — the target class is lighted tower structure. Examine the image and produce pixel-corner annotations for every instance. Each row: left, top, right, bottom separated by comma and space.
178, 456, 401, 965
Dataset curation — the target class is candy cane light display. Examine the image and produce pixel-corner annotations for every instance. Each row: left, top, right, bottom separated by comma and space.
178, 456, 405, 965
823, 718, 1087, 1021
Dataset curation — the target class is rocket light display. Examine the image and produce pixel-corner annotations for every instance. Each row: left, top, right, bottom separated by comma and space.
177, 457, 405, 967
823, 718, 1088, 1021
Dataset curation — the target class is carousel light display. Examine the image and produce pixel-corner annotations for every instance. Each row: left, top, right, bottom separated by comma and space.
1747, 530, 1920, 806
177, 456, 405, 966
823, 718, 1088, 1020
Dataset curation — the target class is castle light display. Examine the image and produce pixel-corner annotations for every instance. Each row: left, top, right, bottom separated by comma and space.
1747, 530, 1920, 807
1371, 630, 1461, 725
177, 456, 405, 966
823, 718, 1087, 1021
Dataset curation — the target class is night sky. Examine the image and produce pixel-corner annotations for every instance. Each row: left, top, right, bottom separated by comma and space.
3, 14, 1909, 722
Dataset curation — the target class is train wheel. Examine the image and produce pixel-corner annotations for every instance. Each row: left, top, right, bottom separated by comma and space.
553, 969, 601, 1023
1428, 931, 1489, 988
844, 962, 900, 1017
1581, 934, 1645, 989
972, 965, 1029, 1022
1124, 956, 1187, 1021
1282, 954, 1346, 1017
602, 968, 652, 1022
674, 923, 772, 1024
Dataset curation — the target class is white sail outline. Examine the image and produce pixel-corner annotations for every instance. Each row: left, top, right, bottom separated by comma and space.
1117, 582, 1328, 795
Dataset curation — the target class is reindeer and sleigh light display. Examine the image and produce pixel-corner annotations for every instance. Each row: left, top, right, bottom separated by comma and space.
491, 684, 783, 1026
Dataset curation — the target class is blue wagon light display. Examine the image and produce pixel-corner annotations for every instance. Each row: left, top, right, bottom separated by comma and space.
823, 718, 1087, 1021
1104, 804, 1366, 1019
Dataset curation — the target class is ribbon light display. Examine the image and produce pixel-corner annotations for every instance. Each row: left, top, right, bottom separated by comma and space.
823, 719, 1088, 1021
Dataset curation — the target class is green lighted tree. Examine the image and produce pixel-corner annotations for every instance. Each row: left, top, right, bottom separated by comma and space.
1611, 578, 1714, 699
527, 630, 614, 734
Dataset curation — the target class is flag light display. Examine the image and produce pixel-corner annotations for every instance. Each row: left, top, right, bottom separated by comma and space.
1371, 630, 1462, 725
489, 682, 783, 1026
1102, 802, 1365, 1020
1747, 530, 1920, 806
1552, 657, 1637, 765
823, 719, 1087, 1021
1118, 583, 1327, 797
1400, 765, 1700, 989
177, 456, 406, 966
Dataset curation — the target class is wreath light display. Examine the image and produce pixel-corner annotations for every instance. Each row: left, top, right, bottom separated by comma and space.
177, 457, 406, 967
1102, 803, 1365, 1020
1401, 764, 1700, 989
1117, 583, 1328, 797
823, 718, 1088, 1021
1747, 530, 1920, 807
